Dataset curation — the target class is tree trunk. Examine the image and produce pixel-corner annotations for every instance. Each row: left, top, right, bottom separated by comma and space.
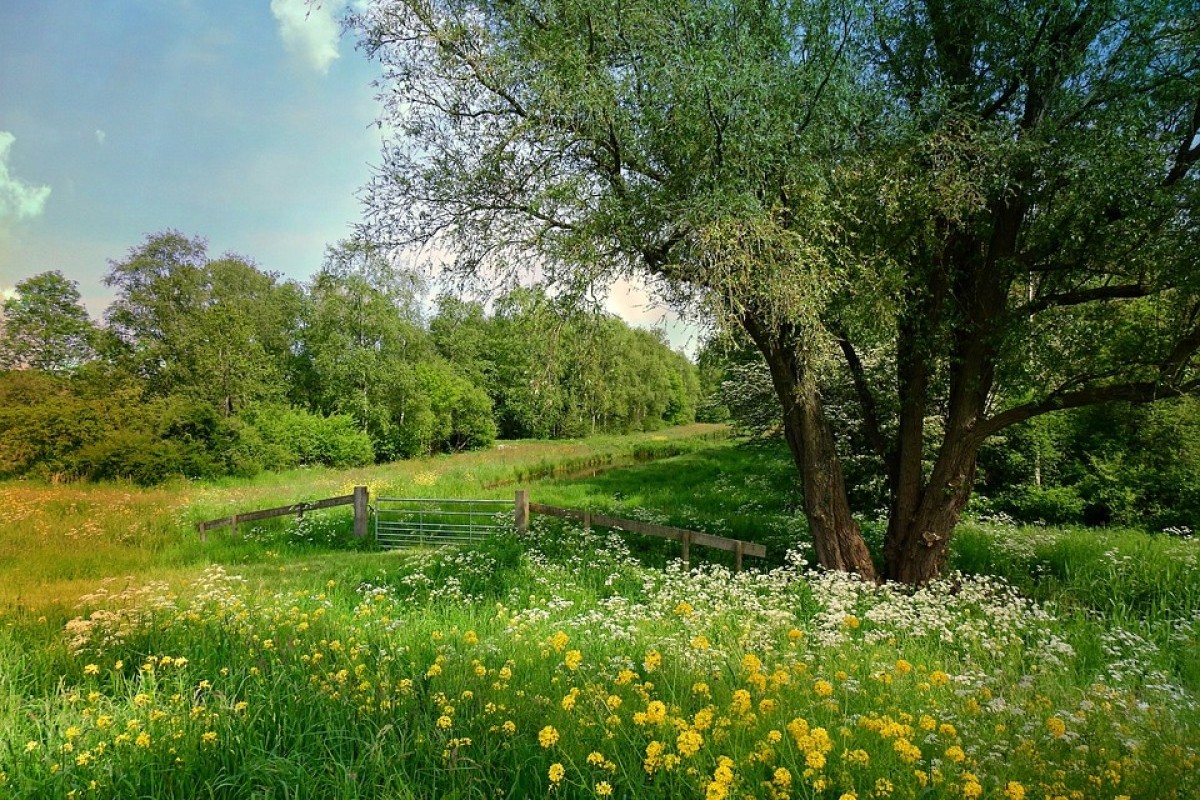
883, 448, 978, 583
747, 318, 877, 579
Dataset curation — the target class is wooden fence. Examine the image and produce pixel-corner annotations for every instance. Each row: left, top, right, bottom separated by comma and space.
195, 486, 767, 571
515, 490, 766, 571
196, 486, 369, 542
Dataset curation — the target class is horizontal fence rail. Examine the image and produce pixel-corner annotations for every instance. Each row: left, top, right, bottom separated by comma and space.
194, 486, 766, 571
520, 491, 766, 571
375, 497, 514, 549
196, 486, 369, 542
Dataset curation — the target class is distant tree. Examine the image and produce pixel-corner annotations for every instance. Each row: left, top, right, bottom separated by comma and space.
352, 0, 1200, 583
429, 285, 700, 437
977, 398, 1200, 531
485, 287, 571, 438
294, 239, 436, 458
0, 271, 96, 371
103, 231, 300, 414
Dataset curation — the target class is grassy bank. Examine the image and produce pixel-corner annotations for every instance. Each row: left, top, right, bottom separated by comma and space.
2, 432, 1197, 798
2, 521, 1197, 799
0, 424, 726, 615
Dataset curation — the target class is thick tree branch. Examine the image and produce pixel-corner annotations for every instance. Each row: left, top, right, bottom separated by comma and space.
980, 76, 1020, 119
978, 377, 1200, 441
830, 325, 891, 466
1160, 307, 1200, 383
1164, 93, 1200, 187
1017, 283, 1152, 315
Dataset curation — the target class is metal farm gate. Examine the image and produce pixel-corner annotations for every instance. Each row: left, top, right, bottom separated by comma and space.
373, 497, 513, 549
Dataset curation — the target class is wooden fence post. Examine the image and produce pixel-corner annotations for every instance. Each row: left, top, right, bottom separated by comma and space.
230, 514, 239, 537
198, 521, 208, 544
583, 509, 591, 531
681, 531, 691, 571
353, 486, 369, 539
734, 540, 744, 573
515, 490, 529, 532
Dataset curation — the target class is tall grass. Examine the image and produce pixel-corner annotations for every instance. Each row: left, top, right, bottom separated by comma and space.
0, 425, 725, 616
2, 522, 1196, 799
2, 432, 1198, 798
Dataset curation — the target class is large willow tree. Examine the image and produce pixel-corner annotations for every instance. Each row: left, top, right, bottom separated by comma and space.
351, 0, 1200, 583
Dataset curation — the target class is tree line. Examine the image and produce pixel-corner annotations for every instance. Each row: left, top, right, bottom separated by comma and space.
0, 231, 699, 483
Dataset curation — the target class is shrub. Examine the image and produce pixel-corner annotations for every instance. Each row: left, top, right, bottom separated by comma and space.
241, 405, 375, 468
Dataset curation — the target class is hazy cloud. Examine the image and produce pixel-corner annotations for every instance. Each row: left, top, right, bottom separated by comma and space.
605, 276, 700, 355
95, 129, 106, 145
0, 131, 51, 222
270, 0, 340, 73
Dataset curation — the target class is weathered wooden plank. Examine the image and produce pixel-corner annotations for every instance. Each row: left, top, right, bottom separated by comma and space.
197, 493, 356, 532
353, 486, 369, 539
527, 503, 766, 559
515, 490, 530, 531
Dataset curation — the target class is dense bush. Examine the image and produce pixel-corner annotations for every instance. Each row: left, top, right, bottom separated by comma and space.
0, 372, 379, 484
242, 404, 375, 469
977, 399, 1200, 530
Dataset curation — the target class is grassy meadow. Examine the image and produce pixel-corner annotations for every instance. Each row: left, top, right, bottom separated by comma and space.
2, 432, 1198, 799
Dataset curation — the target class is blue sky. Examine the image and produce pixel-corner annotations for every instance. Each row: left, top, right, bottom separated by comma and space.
0, 1, 382, 314
0, 1, 693, 349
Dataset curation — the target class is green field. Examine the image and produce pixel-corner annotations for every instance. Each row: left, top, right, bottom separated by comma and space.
2, 431, 1198, 799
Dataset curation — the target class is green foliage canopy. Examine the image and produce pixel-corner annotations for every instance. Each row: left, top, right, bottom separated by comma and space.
0, 271, 97, 371
350, 0, 1200, 581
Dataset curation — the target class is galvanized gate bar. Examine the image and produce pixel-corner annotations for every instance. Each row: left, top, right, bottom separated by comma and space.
374, 497, 514, 549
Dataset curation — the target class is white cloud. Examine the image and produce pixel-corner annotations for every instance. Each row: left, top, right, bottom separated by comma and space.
95, 129, 106, 145
270, 0, 341, 74
605, 275, 702, 355
0, 132, 51, 222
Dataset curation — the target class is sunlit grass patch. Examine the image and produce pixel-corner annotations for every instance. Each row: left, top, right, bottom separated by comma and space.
0, 425, 726, 611
2, 521, 1197, 799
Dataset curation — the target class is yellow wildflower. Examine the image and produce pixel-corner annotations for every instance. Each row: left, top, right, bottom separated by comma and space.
677, 729, 704, 757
